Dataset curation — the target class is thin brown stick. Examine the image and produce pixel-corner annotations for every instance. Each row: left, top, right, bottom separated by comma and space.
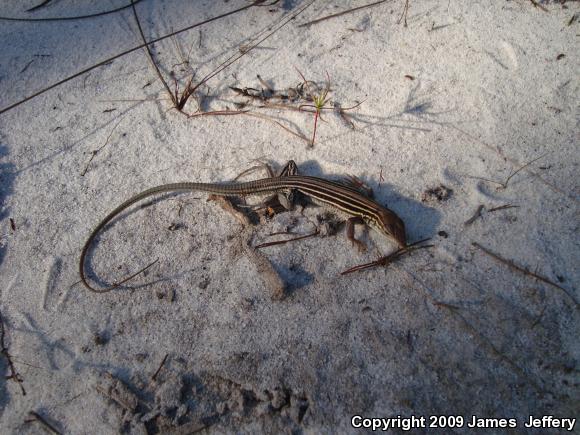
472, 242, 579, 307
405, 270, 548, 394
26, 0, 53, 12
188, 109, 249, 118
131, 0, 176, 107
469, 153, 549, 190
0, 309, 26, 395
529, 0, 549, 12
464, 204, 484, 226
341, 238, 433, 275
437, 304, 547, 394
502, 153, 548, 188
397, 0, 410, 27
26, 412, 62, 435
298, 0, 389, 27
255, 230, 319, 249
1, 0, 144, 21
151, 353, 168, 381
244, 112, 310, 143
488, 204, 519, 213
84, 258, 160, 294
81, 116, 125, 176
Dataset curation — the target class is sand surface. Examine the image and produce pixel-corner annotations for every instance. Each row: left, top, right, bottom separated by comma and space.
0, 1, 578, 433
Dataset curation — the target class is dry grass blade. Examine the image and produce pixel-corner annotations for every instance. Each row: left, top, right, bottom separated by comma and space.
472, 242, 579, 308
188, 109, 249, 118
529, 0, 549, 12
25, 412, 62, 435
255, 230, 319, 249
151, 353, 169, 381
83, 258, 159, 294
81, 116, 125, 176
1, 0, 144, 21
26, 0, 52, 12
468, 153, 549, 190
131, 0, 176, 107
436, 304, 548, 394
488, 204, 519, 213
341, 238, 433, 275
464, 204, 484, 226
397, 0, 410, 27
0, 308, 26, 396
298, 0, 389, 27
244, 112, 310, 143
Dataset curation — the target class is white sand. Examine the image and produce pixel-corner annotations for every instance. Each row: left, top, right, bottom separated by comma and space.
0, 0, 578, 433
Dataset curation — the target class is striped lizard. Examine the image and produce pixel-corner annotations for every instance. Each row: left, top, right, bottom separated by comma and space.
80, 160, 406, 292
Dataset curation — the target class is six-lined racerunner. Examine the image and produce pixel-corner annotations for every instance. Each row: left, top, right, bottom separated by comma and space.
79, 160, 407, 292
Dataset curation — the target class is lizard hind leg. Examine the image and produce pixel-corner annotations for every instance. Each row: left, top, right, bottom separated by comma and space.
277, 160, 300, 210
278, 160, 299, 177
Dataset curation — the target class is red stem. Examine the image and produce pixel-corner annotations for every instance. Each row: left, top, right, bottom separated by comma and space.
311, 110, 319, 146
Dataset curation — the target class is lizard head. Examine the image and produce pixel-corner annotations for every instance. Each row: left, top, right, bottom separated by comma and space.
376, 208, 407, 249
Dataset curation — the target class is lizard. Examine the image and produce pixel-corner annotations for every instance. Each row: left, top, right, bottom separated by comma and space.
79, 160, 406, 292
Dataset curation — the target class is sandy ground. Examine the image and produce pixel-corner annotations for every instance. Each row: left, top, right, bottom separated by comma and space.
0, 0, 579, 433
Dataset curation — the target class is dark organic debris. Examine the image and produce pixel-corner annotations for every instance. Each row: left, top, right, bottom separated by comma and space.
421, 184, 453, 203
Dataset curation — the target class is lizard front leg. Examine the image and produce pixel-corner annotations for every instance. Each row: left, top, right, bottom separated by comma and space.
346, 216, 368, 252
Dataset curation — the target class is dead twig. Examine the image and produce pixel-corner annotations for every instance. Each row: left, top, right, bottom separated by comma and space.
84, 258, 160, 294
244, 112, 310, 144
187, 109, 249, 118
529, 0, 549, 12
298, 0, 389, 27
436, 303, 548, 394
0, 308, 26, 395
151, 353, 169, 381
472, 242, 579, 308
96, 372, 139, 412
2, 0, 144, 21
464, 205, 484, 226
131, 0, 177, 107
81, 116, 125, 176
26, 0, 53, 12
488, 204, 519, 213
469, 153, 549, 190
25, 411, 62, 435
255, 230, 319, 249
19, 59, 35, 74
341, 238, 433, 275
397, 0, 410, 27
